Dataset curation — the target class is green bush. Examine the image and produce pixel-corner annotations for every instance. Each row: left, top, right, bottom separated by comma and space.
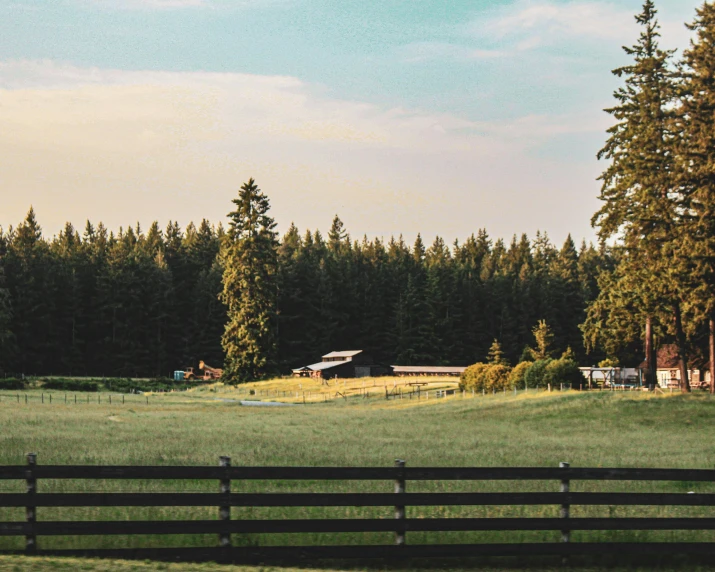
484, 363, 513, 391
524, 359, 552, 388
459, 363, 490, 391
105, 378, 188, 393
509, 361, 532, 389
460, 363, 513, 392
41, 379, 99, 392
544, 358, 584, 389
0, 378, 27, 390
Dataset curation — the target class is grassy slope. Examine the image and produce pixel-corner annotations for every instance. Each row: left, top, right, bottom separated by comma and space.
0, 388, 714, 567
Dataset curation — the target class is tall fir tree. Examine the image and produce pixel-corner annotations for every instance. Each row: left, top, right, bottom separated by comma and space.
220, 179, 279, 382
677, 1, 715, 393
590, 0, 689, 390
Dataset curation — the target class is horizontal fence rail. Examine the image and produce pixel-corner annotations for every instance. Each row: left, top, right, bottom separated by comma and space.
0, 454, 714, 563
2, 466, 714, 481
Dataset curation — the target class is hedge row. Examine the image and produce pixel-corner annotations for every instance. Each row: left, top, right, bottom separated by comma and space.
459, 357, 584, 392
0, 378, 27, 390
40, 379, 99, 392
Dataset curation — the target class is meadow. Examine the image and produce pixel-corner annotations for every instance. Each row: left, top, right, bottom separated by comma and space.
0, 382, 714, 570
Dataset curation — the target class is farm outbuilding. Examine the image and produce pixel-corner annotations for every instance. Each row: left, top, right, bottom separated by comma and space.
638, 345, 712, 390
292, 350, 387, 379
391, 365, 466, 377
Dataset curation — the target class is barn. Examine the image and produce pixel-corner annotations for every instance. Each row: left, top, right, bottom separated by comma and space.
391, 365, 466, 377
292, 350, 387, 379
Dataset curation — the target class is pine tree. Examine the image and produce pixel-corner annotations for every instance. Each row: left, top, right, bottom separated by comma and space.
677, 2, 715, 393
591, 0, 689, 390
0, 258, 14, 374
220, 179, 279, 382
487, 339, 507, 365
530, 320, 555, 361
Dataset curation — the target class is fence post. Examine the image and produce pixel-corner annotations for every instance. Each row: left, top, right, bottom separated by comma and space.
559, 461, 570, 545
25, 453, 37, 553
394, 459, 406, 546
219, 455, 231, 549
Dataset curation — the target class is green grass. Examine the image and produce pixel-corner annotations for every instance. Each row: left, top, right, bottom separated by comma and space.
0, 386, 714, 569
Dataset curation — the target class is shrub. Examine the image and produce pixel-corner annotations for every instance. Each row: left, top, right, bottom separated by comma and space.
524, 359, 552, 388
484, 363, 513, 391
459, 363, 490, 392
0, 378, 27, 390
460, 363, 513, 392
41, 379, 99, 392
509, 361, 532, 390
105, 378, 180, 393
544, 358, 584, 389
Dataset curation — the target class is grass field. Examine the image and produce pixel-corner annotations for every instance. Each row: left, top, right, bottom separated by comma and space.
0, 382, 714, 570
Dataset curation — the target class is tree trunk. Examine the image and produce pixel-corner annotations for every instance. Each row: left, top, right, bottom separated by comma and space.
645, 316, 656, 390
709, 316, 714, 395
673, 303, 690, 393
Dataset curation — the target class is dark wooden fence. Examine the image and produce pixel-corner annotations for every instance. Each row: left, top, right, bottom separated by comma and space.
1, 455, 715, 563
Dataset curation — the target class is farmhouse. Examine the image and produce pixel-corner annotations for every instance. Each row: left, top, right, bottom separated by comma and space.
639, 345, 712, 389
391, 365, 466, 377
292, 350, 387, 379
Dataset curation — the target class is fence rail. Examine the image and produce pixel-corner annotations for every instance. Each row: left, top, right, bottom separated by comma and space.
0, 454, 714, 563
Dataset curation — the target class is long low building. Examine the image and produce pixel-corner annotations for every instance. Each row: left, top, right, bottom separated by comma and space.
391, 365, 466, 377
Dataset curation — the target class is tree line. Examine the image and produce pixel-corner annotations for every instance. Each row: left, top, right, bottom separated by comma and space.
0, 199, 610, 378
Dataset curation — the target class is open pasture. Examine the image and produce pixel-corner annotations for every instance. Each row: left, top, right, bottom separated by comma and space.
0, 385, 714, 569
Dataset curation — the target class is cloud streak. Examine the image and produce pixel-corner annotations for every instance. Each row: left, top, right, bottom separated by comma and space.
0, 60, 602, 244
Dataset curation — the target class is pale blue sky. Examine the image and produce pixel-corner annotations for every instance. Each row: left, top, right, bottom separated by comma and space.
0, 0, 704, 244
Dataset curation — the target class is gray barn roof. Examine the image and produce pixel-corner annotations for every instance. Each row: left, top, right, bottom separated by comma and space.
304, 361, 351, 371
322, 350, 363, 359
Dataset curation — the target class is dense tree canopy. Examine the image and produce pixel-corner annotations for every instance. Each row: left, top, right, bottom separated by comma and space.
0, 206, 609, 378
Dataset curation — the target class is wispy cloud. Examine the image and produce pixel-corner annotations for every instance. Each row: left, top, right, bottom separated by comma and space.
83, 0, 287, 10
0, 59, 601, 243
486, 1, 633, 43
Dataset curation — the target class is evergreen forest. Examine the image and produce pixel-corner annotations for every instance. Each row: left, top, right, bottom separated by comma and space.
0, 208, 610, 378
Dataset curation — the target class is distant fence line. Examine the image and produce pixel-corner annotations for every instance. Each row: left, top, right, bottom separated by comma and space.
0, 383, 653, 405
1, 455, 714, 563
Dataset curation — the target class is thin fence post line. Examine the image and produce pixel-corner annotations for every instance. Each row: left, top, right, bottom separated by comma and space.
109, 395, 112, 405
74, 394, 77, 404
25, 394, 28, 404
394, 459, 406, 546
218, 455, 231, 549
25, 452, 37, 553
41, 393, 44, 404
559, 461, 571, 546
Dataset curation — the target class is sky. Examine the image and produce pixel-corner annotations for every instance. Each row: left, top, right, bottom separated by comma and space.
0, 0, 704, 246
